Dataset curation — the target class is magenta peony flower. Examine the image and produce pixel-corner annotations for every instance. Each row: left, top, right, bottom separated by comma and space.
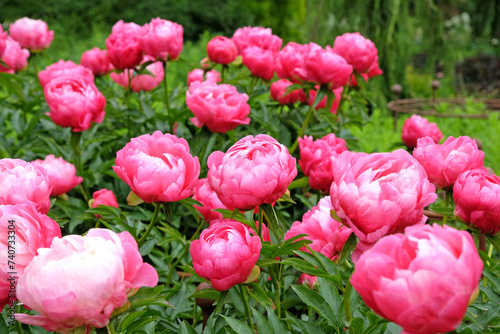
192, 178, 228, 223
241, 46, 275, 80
44, 76, 106, 132
8, 17, 54, 52
232, 26, 282, 54
0, 159, 51, 214
454, 169, 500, 235
275, 42, 321, 83
330, 150, 437, 244
296, 46, 353, 89
16, 228, 158, 333
207, 36, 238, 65
207, 134, 297, 211
186, 81, 250, 133
141, 18, 183, 61
413, 136, 485, 189
0, 203, 61, 310
190, 219, 261, 291
297, 273, 318, 289
351, 224, 483, 334
113, 131, 200, 203
298, 133, 348, 192
38, 60, 94, 89
285, 196, 352, 260
110, 56, 164, 92
187, 69, 221, 86
80, 47, 114, 76
402, 115, 443, 149
307, 86, 343, 114
91, 189, 119, 210
332, 32, 378, 74
270, 79, 307, 105
106, 20, 143, 70
31, 155, 83, 197
0, 27, 7, 59
0, 36, 30, 73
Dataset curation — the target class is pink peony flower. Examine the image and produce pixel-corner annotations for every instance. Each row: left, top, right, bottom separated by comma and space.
106, 20, 143, 70
241, 46, 275, 80
207, 134, 297, 211
298, 133, 348, 192
8, 17, 54, 52
80, 47, 114, 76
192, 178, 227, 222
270, 78, 307, 105
307, 86, 343, 114
92, 189, 119, 210
453, 169, 500, 235
296, 46, 352, 89
190, 219, 261, 291
38, 60, 94, 89
0, 27, 7, 59
232, 26, 282, 54
113, 131, 200, 203
141, 18, 183, 61
16, 228, 158, 333
332, 32, 378, 74
44, 76, 106, 132
186, 81, 250, 133
413, 136, 485, 189
0, 159, 51, 214
402, 115, 443, 149
0, 202, 61, 310
207, 36, 238, 65
187, 69, 221, 86
351, 224, 483, 334
110, 56, 164, 92
285, 196, 352, 260
31, 155, 83, 197
0, 36, 30, 73
275, 42, 321, 83
330, 150, 437, 244
297, 273, 318, 289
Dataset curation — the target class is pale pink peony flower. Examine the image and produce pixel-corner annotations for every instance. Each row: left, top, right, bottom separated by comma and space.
187, 69, 221, 86
453, 169, 500, 235
31, 155, 83, 197
332, 32, 378, 74
192, 178, 227, 222
232, 26, 282, 54
296, 46, 352, 89
16, 228, 158, 333
207, 134, 297, 211
141, 18, 183, 61
38, 60, 94, 89
44, 76, 106, 132
241, 46, 275, 80
402, 115, 443, 149
413, 136, 485, 189
351, 224, 483, 334
110, 56, 164, 92
186, 81, 250, 133
307, 86, 343, 114
80, 47, 114, 76
207, 36, 238, 65
0, 36, 30, 73
330, 150, 437, 244
275, 42, 321, 82
8, 17, 54, 52
285, 196, 352, 260
270, 79, 307, 105
298, 133, 348, 192
106, 20, 143, 70
0, 202, 61, 310
113, 131, 200, 203
0, 159, 51, 214
190, 219, 261, 291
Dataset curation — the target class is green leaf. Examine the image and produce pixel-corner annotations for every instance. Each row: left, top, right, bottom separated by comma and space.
118, 310, 148, 332
260, 203, 286, 240
291, 285, 337, 326
179, 321, 198, 334
429, 206, 454, 216
265, 306, 292, 334
285, 317, 326, 334
271, 235, 311, 259
281, 257, 327, 276
248, 282, 274, 307
228, 286, 246, 314
189, 288, 220, 301
222, 316, 255, 334
338, 233, 358, 266
289, 177, 309, 190
214, 290, 229, 315
252, 308, 274, 333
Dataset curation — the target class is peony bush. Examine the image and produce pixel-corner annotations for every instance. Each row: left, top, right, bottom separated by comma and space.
0, 15, 498, 334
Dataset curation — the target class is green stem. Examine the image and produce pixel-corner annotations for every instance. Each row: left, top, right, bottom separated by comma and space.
137, 203, 160, 248
163, 61, 170, 114
336, 85, 350, 131
443, 190, 452, 225
15, 304, 23, 334
258, 206, 264, 240
240, 285, 255, 331
248, 76, 259, 95
107, 323, 117, 334
70, 131, 89, 202
221, 65, 226, 83
289, 103, 316, 154
344, 280, 353, 324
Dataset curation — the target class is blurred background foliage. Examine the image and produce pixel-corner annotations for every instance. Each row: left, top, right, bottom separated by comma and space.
1, 0, 499, 103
